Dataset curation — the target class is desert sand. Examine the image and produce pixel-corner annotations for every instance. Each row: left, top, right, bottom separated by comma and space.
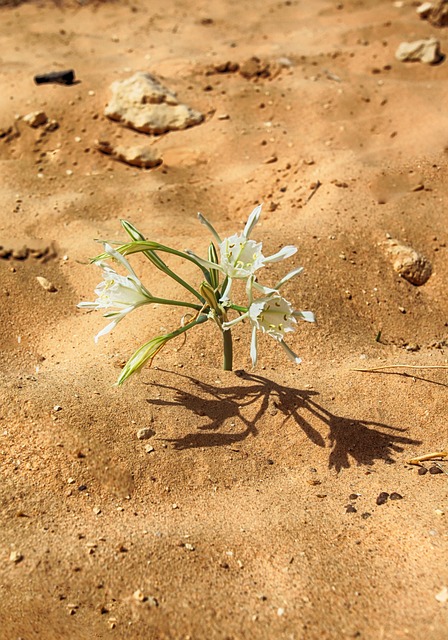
0, 0, 447, 638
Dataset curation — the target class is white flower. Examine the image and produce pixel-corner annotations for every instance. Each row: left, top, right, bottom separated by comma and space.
195, 204, 297, 299
222, 275, 315, 366
78, 244, 152, 342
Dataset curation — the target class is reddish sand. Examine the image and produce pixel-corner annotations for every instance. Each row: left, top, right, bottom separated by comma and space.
0, 1, 447, 638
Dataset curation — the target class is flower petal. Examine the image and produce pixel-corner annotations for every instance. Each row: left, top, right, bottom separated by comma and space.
103, 243, 140, 280
274, 266, 304, 290
280, 340, 302, 364
222, 311, 248, 331
263, 245, 297, 264
250, 326, 258, 366
243, 204, 262, 239
293, 310, 315, 323
220, 277, 233, 301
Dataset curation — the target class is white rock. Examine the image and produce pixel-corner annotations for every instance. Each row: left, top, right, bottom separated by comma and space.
395, 37, 442, 64
416, 2, 434, 19
36, 276, 57, 292
23, 111, 48, 128
104, 72, 204, 134
136, 427, 155, 440
384, 238, 432, 285
435, 586, 448, 603
96, 139, 162, 169
9, 550, 23, 563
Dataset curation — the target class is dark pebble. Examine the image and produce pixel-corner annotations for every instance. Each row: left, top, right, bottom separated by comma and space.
361, 512, 371, 520
78, 485, 87, 491
349, 493, 359, 500
345, 505, 357, 513
429, 466, 443, 475
267, 459, 274, 465
376, 492, 389, 506
34, 69, 76, 85
418, 467, 428, 475
390, 492, 403, 500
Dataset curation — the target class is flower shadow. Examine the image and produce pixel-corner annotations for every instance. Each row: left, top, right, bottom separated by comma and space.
146, 370, 421, 470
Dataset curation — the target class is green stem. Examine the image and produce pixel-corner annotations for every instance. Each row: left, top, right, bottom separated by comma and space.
149, 297, 201, 311
228, 303, 248, 313
223, 328, 233, 371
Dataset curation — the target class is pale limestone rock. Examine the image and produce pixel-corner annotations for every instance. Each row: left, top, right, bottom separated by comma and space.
416, 2, 434, 19
104, 72, 204, 134
395, 37, 442, 64
96, 139, 162, 169
384, 238, 432, 285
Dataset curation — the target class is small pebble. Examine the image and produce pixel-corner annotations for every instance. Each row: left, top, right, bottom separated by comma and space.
36, 276, 57, 292
349, 493, 359, 500
429, 466, 443, 475
145, 445, 155, 453
418, 467, 428, 475
78, 485, 87, 491
361, 512, 371, 520
376, 492, 389, 506
434, 509, 445, 516
9, 550, 23, 563
184, 543, 195, 551
345, 505, 357, 513
137, 427, 155, 440
93, 507, 101, 515
390, 492, 403, 500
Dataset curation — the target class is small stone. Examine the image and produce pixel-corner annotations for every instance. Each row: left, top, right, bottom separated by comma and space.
349, 493, 360, 500
429, 466, 443, 474
418, 466, 428, 475
136, 427, 155, 440
385, 238, 432, 286
184, 543, 195, 551
133, 589, 145, 602
416, 2, 433, 20
23, 111, 48, 128
145, 445, 155, 453
361, 512, 371, 520
96, 139, 162, 169
435, 586, 448, 603
434, 509, 445, 516
345, 505, 357, 513
389, 492, 403, 500
263, 155, 278, 164
376, 492, 389, 505
9, 550, 23, 563
78, 485, 87, 491
36, 276, 57, 292
53, 405, 62, 412
277, 607, 285, 616
93, 507, 101, 515
395, 37, 442, 65
67, 477, 75, 484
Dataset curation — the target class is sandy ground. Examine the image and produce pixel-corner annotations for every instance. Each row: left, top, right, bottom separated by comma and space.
1, 0, 448, 638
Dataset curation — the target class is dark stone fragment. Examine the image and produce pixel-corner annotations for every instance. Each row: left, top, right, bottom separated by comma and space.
429, 466, 443, 474
376, 492, 389, 506
418, 466, 428, 475
349, 493, 359, 500
361, 512, 371, 520
78, 484, 87, 491
390, 492, 403, 500
267, 459, 274, 465
34, 69, 75, 86
345, 505, 357, 513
